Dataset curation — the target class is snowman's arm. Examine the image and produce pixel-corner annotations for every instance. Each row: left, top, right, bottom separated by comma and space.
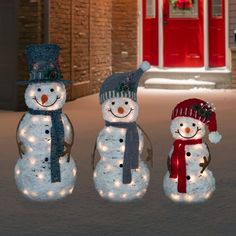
199, 143, 211, 173
16, 113, 27, 159
61, 114, 74, 162
137, 124, 153, 167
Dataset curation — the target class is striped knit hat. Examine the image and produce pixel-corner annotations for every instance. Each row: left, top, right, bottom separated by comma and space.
99, 61, 150, 104
171, 98, 222, 143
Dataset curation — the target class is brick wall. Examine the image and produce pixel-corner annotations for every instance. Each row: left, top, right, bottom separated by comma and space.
49, 0, 112, 99
112, 0, 138, 73
17, 0, 44, 110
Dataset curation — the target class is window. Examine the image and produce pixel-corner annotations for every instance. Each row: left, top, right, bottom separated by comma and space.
212, 0, 222, 17
146, 0, 156, 18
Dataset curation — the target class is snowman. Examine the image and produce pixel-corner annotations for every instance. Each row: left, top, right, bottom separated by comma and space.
15, 44, 77, 201
163, 98, 222, 203
92, 61, 153, 202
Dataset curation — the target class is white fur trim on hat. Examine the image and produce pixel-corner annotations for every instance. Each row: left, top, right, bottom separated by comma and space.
140, 61, 150, 72
208, 131, 222, 144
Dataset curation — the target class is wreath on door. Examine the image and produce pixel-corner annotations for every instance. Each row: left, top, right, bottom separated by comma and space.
170, 0, 193, 10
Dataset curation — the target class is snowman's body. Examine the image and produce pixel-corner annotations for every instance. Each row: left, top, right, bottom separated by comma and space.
163, 143, 215, 203
15, 82, 77, 201
163, 114, 220, 203
94, 126, 150, 202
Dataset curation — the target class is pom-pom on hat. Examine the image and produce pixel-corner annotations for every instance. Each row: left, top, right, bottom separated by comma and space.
18, 44, 70, 85
171, 98, 222, 143
99, 61, 150, 104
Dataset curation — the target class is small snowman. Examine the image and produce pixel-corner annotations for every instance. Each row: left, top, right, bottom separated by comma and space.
163, 98, 222, 203
92, 62, 153, 202
15, 44, 77, 201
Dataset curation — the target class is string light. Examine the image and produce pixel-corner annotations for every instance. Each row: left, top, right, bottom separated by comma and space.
120, 145, 125, 152
29, 90, 35, 97
60, 190, 66, 196
69, 188, 74, 194
15, 169, 21, 175
122, 193, 127, 199
108, 191, 114, 198
99, 190, 104, 197
30, 158, 36, 165
38, 173, 44, 180
47, 191, 54, 197
28, 136, 36, 143
23, 189, 29, 195
114, 181, 121, 188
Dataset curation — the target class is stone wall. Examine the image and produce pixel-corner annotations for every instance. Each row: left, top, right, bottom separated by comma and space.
112, 0, 138, 73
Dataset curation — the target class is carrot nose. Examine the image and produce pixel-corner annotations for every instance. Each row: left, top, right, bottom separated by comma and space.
41, 94, 48, 105
185, 127, 191, 134
117, 107, 124, 114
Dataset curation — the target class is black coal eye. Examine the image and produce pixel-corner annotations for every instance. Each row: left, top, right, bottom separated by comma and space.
125, 101, 128, 105
180, 123, 183, 127
45, 130, 50, 134
50, 88, 54, 92
192, 123, 196, 127
111, 102, 115, 105
37, 88, 41, 92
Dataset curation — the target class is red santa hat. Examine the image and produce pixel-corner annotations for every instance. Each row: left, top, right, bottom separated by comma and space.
171, 98, 222, 143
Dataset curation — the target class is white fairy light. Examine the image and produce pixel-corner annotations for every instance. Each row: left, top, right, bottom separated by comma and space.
66, 125, 70, 131
99, 190, 104, 197
185, 194, 194, 202
204, 191, 211, 199
114, 181, 121, 188
120, 128, 126, 135
60, 190, 66, 196
122, 193, 127, 199
16, 169, 21, 175
69, 188, 74, 194
93, 172, 97, 178
32, 116, 39, 122
73, 168, 77, 177
38, 173, 44, 180
108, 191, 114, 198
28, 136, 36, 143
170, 193, 180, 202
101, 145, 108, 152
30, 158, 36, 165
29, 90, 35, 97
43, 117, 50, 122
106, 164, 112, 171
106, 127, 111, 133
143, 175, 148, 181
23, 189, 29, 195
56, 86, 61, 92
120, 145, 125, 152
47, 191, 54, 197
20, 129, 26, 137
136, 192, 141, 197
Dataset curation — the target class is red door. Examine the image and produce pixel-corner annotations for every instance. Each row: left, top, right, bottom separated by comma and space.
163, 0, 204, 67
142, 0, 158, 66
209, 0, 225, 67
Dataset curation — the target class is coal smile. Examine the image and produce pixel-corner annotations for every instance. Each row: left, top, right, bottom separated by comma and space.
33, 96, 60, 107
175, 127, 201, 139
109, 108, 133, 118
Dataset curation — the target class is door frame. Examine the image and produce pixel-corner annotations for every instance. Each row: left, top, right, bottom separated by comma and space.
138, 0, 230, 69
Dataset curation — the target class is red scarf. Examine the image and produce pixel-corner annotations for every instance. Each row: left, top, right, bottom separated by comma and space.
170, 139, 202, 193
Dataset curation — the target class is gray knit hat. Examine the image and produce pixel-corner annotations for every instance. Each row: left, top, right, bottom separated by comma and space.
99, 61, 150, 104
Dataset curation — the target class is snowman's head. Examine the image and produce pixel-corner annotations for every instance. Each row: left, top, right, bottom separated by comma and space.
102, 97, 139, 123
25, 82, 66, 111
170, 117, 206, 140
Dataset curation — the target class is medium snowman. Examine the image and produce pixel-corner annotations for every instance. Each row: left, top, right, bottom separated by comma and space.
93, 61, 152, 202
15, 44, 77, 201
163, 98, 222, 203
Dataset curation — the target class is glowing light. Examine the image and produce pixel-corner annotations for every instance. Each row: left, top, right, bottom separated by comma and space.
170, 193, 180, 202
29, 90, 35, 97
28, 136, 36, 143
143, 175, 148, 181
69, 188, 74, 194
120, 128, 126, 135
204, 191, 212, 199
93, 172, 97, 178
136, 192, 141, 197
120, 145, 125, 152
30, 158, 36, 165
99, 190, 104, 197
66, 125, 70, 131
16, 169, 21, 175
106, 127, 111, 133
129, 180, 135, 186
20, 129, 26, 137
122, 193, 128, 199
101, 144, 108, 152
73, 169, 77, 177
38, 173, 44, 179
108, 191, 114, 198
60, 190, 66, 196
106, 164, 112, 171
56, 86, 61, 92
31, 192, 37, 197
32, 116, 39, 122
47, 191, 54, 197
59, 159, 64, 164
114, 181, 121, 188
23, 189, 29, 195
185, 194, 194, 202
43, 117, 50, 122
202, 172, 208, 178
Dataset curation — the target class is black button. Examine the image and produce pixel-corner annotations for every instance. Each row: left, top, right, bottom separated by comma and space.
45, 130, 50, 134
119, 139, 123, 143
186, 175, 191, 180
119, 164, 123, 168
186, 152, 191, 156
45, 158, 49, 162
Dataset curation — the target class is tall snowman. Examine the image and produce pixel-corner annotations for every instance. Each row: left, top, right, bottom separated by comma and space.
15, 44, 77, 201
93, 61, 153, 202
163, 98, 222, 203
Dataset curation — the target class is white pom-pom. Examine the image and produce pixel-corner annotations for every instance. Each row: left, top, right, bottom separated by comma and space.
208, 131, 222, 144
140, 61, 150, 72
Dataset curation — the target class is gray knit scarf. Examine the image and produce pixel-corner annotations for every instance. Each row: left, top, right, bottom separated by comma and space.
29, 108, 64, 183
105, 121, 139, 184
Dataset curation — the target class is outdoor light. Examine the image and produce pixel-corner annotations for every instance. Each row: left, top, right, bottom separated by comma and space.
163, 98, 222, 203
15, 44, 77, 201
92, 61, 153, 202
